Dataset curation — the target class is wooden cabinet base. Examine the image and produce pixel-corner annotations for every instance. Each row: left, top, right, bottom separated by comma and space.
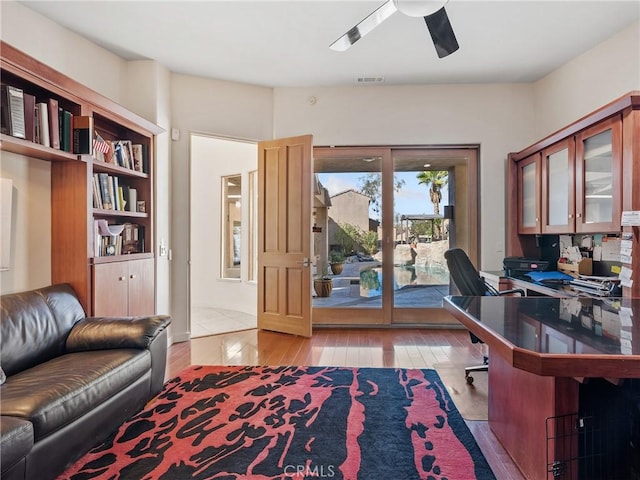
488, 353, 579, 480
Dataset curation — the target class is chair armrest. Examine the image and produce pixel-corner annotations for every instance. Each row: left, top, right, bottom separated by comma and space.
497, 288, 525, 296
66, 315, 171, 352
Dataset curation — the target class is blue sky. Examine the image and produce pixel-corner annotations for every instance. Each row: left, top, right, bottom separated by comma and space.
318, 172, 449, 221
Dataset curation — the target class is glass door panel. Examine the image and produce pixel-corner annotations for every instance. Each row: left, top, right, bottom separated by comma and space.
541, 138, 575, 234
547, 150, 569, 226
518, 153, 541, 234
312, 151, 383, 311
582, 129, 613, 224
391, 154, 450, 312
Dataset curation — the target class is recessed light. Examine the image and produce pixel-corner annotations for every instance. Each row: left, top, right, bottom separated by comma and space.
423, 163, 431, 168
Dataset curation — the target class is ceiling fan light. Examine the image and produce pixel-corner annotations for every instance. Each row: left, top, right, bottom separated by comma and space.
393, 0, 448, 18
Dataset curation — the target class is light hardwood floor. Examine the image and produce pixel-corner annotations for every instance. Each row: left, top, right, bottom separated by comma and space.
166, 327, 526, 480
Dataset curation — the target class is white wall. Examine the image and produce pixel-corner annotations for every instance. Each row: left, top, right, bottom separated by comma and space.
533, 21, 640, 139
0, 153, 51, 293
169, 73, 272, 341
190, 135, 258, 316
0, 2, 127, 104
273, 84, 536, 271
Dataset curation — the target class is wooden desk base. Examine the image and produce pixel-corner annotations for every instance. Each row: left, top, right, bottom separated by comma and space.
489, 353, 579, 480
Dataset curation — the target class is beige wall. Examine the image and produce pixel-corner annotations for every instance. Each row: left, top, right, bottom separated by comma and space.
532, 21, 640, 139
169, 74, 272, 340
273, 84, 536, 271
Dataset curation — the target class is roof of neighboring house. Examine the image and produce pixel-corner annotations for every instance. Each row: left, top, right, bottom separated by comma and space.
330, 189, 370, 200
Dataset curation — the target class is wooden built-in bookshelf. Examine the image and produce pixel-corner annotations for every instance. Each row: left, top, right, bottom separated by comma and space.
1, 41, 163, 315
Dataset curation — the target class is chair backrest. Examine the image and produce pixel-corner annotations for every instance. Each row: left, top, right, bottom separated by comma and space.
444, 248, 492, 296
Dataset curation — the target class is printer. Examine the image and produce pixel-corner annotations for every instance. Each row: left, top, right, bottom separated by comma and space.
503, 257, 552, 277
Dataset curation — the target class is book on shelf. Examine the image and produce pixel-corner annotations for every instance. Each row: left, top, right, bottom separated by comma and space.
128, 187, 137, 212
59, 109, 73, 152
92, 173, 102, 209
0, 85, 26, 139
97, 173, 112, 210
132, 144, 144, 172
23, 93, 36, 142
73, 115, 93, 154
35, 102, 50, 147
47, 98, 60, 149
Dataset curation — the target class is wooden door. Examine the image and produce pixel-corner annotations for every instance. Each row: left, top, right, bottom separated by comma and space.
92, 262, 129, 316
127, 258, 155, 316
257, 135, 313, 337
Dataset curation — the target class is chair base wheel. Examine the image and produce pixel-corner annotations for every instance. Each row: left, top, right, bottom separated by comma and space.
466, 375, 474, 384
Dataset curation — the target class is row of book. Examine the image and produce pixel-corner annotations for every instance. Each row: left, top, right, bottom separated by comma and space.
94, 220, 145, 256
93, 173, 142, 213
0, 84, 93, 154
94, 133, 147, 173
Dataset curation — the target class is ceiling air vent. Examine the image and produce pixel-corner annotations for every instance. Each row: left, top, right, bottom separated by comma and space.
357, 76, 385, 84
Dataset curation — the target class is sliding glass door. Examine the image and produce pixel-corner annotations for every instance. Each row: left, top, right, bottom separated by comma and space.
312, 146, 478, 326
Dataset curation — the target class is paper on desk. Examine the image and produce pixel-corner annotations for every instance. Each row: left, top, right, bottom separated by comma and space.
559, 235, 572, 252
620, 309, 633, 327
593, 245, 602, 261
601, 238, 621, 262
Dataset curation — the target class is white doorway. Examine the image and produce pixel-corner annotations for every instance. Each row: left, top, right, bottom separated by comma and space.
189, 134, 258, 337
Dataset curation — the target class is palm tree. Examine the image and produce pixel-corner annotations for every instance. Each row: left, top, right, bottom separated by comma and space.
416, 171, 448, 215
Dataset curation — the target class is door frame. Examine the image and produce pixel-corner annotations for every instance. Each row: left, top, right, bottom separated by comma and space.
312, 145, 480, 326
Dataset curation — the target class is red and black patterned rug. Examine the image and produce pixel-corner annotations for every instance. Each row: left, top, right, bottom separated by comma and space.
59, 365, 495, 479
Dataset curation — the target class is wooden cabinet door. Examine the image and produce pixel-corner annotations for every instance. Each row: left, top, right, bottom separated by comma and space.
517, 153, 541, 234
93, 262, 129, 316
541, 138, 575, 234
127, 258, 155, 316
575, 115, 622, 233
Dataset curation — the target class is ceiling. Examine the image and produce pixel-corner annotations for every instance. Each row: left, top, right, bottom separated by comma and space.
19, 1, 640, 88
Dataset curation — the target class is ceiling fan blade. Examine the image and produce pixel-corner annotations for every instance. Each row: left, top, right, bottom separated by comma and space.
424, 6, 459, 58
330, 0, 398, 51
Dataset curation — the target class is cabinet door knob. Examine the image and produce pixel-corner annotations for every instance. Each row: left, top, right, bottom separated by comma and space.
576, 213, 582, 218
130, 274, 137, 279
569, 214, 573, 219
118, 276, 126, 281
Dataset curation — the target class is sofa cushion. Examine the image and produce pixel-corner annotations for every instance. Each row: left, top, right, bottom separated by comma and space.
0, 349, 150, 440
0, 416, 33, 473
0, 284, 86, 376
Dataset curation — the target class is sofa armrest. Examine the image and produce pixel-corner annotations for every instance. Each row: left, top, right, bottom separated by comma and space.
66, 315, 171, 352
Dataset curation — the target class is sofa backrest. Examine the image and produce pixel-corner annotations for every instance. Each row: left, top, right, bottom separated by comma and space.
0, 284, 86, 376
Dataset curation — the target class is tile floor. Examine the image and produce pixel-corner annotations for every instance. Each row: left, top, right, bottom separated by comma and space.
190, 307, 257, 338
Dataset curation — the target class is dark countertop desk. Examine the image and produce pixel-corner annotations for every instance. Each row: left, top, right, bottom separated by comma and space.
443, 295, 640, 480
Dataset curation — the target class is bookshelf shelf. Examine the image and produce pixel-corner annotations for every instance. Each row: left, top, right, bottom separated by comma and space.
0, 133, 80, 162
91, 159, 149, 178
1, 41, 162, 315
91, 252, 154, 265
92, 209, 148, 219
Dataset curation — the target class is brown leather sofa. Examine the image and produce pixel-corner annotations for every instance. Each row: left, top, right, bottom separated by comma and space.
0, 284, 171, 480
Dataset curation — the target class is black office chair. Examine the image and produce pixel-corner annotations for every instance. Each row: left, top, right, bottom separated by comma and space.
444, 248, 524, 384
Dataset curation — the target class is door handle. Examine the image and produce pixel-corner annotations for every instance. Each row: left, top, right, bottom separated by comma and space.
297, 258, 310, 267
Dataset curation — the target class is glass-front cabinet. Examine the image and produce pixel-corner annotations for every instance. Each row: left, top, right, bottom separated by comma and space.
517, 153, 541, 234
575, 115, 622, 233
541, 138, 575, 234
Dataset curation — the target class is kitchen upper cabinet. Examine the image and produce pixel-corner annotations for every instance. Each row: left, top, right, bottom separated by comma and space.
517, 115, 622, 235
575, 115, 622, 233
541, 138, 575, 234
517, 153, 541, 234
